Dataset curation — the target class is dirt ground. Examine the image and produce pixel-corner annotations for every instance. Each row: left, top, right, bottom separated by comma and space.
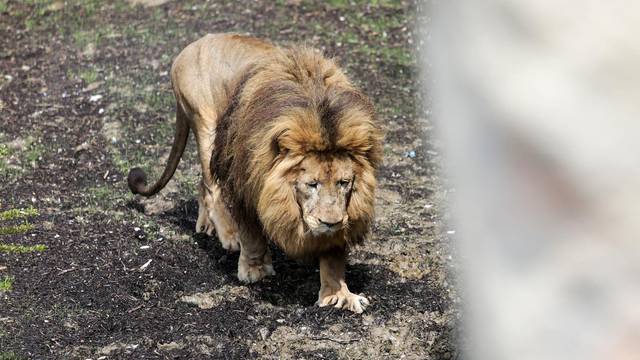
0, 1, 460, 359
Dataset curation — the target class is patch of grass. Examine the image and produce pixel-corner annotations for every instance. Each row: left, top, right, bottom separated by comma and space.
0, 137, 47, 179
111, 150, 133, 175
0, 1, 8, 13
323, 0, 404, 10
325, 0, 349, 8
380, 46, 414, 67
86, 184, 131, 211
24, 142, 44, 167
0, 207, 39, 221
0, 352, 23, 360
72, 29, 101, 50
79, 67, 99, 84
0, 223, 35, 236
0, 276, 13, 292
0, 146, 10, 176
79, 0, 100, 17
0, 243, 47, 253
87, 185, 116, 203
0, 144, 10, 157
144, 91, 173, 114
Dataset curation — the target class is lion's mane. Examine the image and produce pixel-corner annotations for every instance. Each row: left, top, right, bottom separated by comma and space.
211, 47, 382, 258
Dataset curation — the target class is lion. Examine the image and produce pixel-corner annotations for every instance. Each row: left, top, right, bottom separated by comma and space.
127, 33, 382, 313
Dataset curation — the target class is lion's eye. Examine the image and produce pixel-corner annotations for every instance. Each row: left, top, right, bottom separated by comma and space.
307, 181, 318, 189
338, 179, 350, 187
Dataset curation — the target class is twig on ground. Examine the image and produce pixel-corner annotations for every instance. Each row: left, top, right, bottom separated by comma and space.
57, 267, 89, 275
310, 336, 360, 344
127, 304, 144, 313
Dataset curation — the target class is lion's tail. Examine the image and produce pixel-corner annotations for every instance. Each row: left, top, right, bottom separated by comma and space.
127, 104, 189, 197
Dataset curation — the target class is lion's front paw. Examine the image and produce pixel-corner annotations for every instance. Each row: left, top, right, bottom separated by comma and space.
237, 259, 276, 283
317, 289, 370, 314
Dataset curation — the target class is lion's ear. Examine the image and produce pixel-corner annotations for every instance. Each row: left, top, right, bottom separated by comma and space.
346, 162, 376, 245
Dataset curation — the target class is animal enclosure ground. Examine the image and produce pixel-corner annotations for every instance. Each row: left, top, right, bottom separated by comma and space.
0, 1, 460, 358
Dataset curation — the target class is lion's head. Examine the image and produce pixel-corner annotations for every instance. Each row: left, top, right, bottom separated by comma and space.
294, 154, 354, 237
212, 46, 382, 258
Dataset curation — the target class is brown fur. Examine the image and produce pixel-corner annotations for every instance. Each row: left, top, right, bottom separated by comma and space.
128, 33, 382, 313
211, 46, 382, 259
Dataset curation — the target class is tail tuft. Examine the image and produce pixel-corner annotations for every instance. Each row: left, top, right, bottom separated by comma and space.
127, 167, 147, 195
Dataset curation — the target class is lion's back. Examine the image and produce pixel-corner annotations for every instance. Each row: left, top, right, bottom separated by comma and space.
170, 33, 276, 119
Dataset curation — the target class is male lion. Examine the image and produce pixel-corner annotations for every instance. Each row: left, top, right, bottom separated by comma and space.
128, 33, 382, 313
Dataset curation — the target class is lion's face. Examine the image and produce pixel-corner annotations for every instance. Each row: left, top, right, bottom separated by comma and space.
294, 154, 354, 236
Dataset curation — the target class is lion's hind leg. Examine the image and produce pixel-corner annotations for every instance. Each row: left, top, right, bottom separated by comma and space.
197, 181, 240, 252
193, 118, 240, 251
196, 180, 216, 236
237, 227, 276, 283
209, 183, 240, 251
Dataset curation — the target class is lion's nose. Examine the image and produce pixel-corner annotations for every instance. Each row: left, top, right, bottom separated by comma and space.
319, 219, 342, 228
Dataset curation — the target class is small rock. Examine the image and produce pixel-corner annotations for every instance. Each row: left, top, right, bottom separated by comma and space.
128, 0, 172, 7
149, 59, 160, 70
74, 142, 90, 153
89, 94, 102, 102
84, 81, 103, 92
259, 327, 269, 340
47, 1, 64, 11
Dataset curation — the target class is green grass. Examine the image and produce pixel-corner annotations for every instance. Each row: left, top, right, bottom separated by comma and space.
0, 138, 46, 180
0, 352, 22, 360
0, 276, 13, 292
79, 67, 99, 84
111, 151, 133, 176
0, 223, 35, 236
324, 0, 404, 9
0, 207, 39, 221
87, 185, 118, 205
72, 29, 101, 50
325, 0, 349, 7
0, 243, 46, 253
24, 142, 44, 166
